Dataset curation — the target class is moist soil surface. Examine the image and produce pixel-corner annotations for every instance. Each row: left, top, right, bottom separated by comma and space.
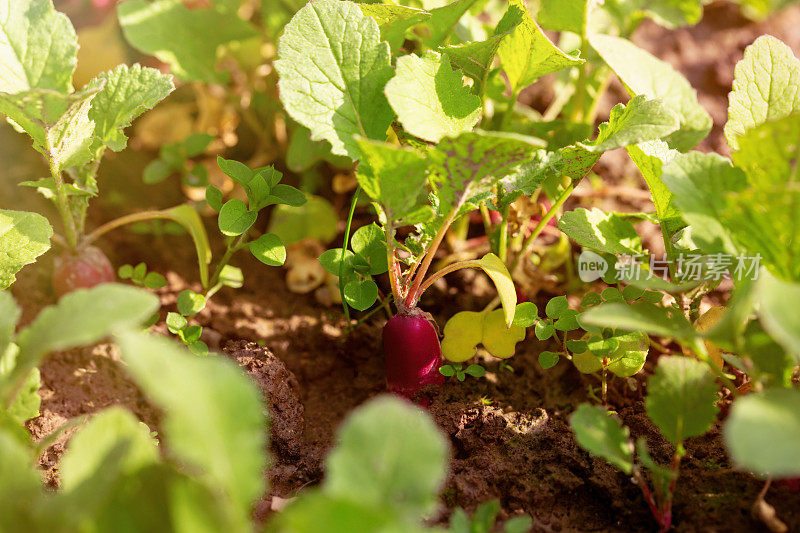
9, 2, 800, 531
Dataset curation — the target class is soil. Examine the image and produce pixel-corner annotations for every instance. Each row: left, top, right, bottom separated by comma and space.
7, 1, 800, 531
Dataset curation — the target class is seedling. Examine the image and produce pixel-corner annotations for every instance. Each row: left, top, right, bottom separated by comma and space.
0, 0, 207, 294
571, 356, 719, 532
439, 363, 486, 382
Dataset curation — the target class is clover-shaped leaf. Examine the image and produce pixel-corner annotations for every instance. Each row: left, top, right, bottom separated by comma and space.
250, 233, 286, 267
545, 296, 569, 319
512, 302, 539, 328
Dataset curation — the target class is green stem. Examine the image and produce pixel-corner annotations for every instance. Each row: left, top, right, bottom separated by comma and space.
499, 88, 520, 131
50, 160, 78, 249
511, 183, 574, 273
208, 233, 249, 289
83, 210, 177, 246
498, 201, 509, 264
340, 188, 361, 328
416, 259, 483, 298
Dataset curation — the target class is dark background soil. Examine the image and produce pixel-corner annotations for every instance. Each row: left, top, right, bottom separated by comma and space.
4, 1, 800, 531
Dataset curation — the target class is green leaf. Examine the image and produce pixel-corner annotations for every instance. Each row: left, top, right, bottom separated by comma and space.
216, 156, 253, 186
249, 233, 286, 267
355, 139, 430, 223
268, 183, 306, 208
724, 35, 800, 151
477, 253, 517, 327
496, 0, 584, 93
218, 199, 257, 237
359, 4, 430, 53
88, 64, 174, 152
143, 159, 173, 185
513, 302, 538, 328
0, 85, 101, 172
385, 51, 481, 143
272, 491, 399, 533
319, 248, 355, 276
536, 0, 588, 34
0, 0, 78, 94
60, 407, 159, 491
464, 364, 485, 377
430, 130, 543, 211
0, 291, 20, 355
219, 265, 243, 289
661, 151, 747, 255
559, 208, 643, 255
646, 356, 719, 445
579, 302, 695, 340
162, 204, 212, 288
582, 95, 679, 153
732, 113, 800, 189
205, 185, 223, 211
166, 311, 188, 333
599, 0, 702, 30
606, 331, 648, 378
0, 209, 52, 289
5, 285, 158, 405
440, 364, 456, 377
324, 395, 449, 518
0, 428, 43, 522
350, 224, 388, 275
268, 195, 340, 245
535, 321, 555, 340
1, 346, 41, 424
176, 290, 206, 316
506, 97, 676, 197
545, 295, 569, 319
626, 140, 684, 236
118, 0, 258, 84
440, 31, 511, 96
343, 278, 378, 311
590, 34, 712, 152
724, 388, 800, 477
143, 272, 167, 290
442, 311, 483, 363
117, 331, 268, 515
570, 404, 634, 474
275, 0, 394, 159
424, 0, 479, 48
723, 188, 800, 281
482, 309, 526, 358
757, 271, 800, 358
538, 351, 560, 369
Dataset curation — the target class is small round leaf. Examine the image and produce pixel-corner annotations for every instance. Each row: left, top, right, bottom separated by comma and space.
177, 290, 206, 316
538, 351, 560, 369
218, 199, 257, 236
250, 233, 286, 266
343, 278, 378, 311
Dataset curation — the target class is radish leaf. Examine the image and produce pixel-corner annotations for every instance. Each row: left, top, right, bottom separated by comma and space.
645, 356, 719, 445
724, 35, 800, 150
386, 51, 481, 143
276, 0, 394, 159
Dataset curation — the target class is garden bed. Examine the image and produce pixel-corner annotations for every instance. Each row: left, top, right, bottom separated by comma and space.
5, 1, 800, 531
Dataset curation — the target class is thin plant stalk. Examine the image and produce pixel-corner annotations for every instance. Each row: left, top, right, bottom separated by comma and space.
339, 188, 361, 328
511, 182, 574, 273
50, 160, 78, 249
403, 208, 458, 308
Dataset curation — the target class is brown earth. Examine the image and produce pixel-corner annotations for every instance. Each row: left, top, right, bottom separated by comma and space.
6, 1, 800, 531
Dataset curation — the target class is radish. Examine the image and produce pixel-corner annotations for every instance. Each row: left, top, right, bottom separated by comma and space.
52, 245, 115, 297
383, 311, 444, 397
